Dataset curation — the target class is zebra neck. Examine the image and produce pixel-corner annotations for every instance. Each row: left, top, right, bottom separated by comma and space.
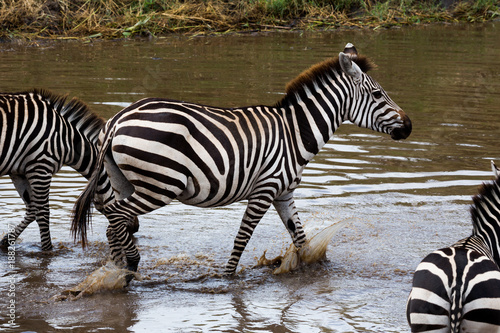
279, 81, 346, 163
453, 236, 496, 262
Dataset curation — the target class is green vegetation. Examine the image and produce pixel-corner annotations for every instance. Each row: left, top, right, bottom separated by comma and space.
0, 0, 498, 39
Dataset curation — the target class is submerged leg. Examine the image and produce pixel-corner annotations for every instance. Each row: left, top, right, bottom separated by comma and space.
225, 196, 273, 275
273, 192, 307, 249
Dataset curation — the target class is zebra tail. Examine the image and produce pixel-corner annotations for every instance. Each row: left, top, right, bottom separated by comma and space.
71, 127, 114, 248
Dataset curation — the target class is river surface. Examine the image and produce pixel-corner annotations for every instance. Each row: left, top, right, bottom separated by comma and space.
1, 22, 500, 332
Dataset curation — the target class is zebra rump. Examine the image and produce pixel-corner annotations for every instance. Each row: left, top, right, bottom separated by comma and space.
407, 162, 500, 332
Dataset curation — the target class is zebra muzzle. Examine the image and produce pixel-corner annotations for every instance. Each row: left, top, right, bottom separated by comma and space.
390, 111, 412, 140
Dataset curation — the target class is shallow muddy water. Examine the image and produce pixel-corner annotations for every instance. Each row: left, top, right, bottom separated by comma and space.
1, 22, 500, 332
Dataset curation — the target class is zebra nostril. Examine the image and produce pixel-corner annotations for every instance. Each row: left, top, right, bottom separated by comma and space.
390, 111, 412, 140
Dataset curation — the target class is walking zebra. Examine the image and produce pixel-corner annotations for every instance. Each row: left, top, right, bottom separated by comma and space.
72, 43, 412, 276
407, 161, 500, 332
0, 89, 115, 251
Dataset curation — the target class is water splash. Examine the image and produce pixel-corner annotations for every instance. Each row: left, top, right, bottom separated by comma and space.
257, 219, 351, 274
57, 262, 140, 300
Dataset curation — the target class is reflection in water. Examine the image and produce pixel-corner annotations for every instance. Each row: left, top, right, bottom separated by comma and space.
0, 22, 500, 332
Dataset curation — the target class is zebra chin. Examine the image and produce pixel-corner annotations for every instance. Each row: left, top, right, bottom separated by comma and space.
390, 111, 412, 140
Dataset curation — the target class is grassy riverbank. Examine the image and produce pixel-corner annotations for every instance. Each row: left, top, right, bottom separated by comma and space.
0, 0, 499, 39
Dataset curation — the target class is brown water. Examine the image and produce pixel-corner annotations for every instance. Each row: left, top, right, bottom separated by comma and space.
1, 22, 500, 332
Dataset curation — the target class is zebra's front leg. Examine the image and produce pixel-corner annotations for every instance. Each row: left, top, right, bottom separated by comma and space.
225, 197, 272, 275
29, 174, 52, 251
273, 192, 307, 250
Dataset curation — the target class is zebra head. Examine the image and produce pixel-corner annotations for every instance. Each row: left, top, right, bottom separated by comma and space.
339, 44, 412, 140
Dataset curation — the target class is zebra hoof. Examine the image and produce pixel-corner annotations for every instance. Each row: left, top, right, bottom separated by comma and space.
0, 236, 9, 249
125, 272, 136, 286
222, 269, 236, 277
41, 244, 53, 251
126, 263, 138, 273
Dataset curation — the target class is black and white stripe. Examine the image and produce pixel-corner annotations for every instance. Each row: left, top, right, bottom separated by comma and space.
0, 90, 113, 250
407, 161, 500, 332
72, 43, 412, 275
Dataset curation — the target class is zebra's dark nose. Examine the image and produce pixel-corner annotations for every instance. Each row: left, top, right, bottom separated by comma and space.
390, 111, 412, 140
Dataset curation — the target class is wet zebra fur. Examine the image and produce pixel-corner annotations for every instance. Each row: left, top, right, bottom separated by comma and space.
72, 43, 412, 275
407, 161, 500, 332
0, 89, 115, 251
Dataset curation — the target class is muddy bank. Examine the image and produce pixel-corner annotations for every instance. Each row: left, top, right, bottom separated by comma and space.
0, 0, 498, 39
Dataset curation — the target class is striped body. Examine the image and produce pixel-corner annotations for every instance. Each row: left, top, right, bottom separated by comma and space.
407, 165, 500, 332
0, 90, 113, 250
109, 100, 314, 209
73, 44, 412, 275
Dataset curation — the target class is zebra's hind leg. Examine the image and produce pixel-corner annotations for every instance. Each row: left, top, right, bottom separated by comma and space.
273, 192, 307, 249
0, 206, 36, 248
102, 190, 176, 274
104, 208, 141, 273
106, 225, 126, 267
225, 196, 273, 275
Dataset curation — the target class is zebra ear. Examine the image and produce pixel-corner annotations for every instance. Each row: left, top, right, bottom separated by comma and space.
339, 52, 362, 82
343, 43, 358, 60
492, 160, 500, 178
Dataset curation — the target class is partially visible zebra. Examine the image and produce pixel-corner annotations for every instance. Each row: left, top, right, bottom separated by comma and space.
407, 161, 500, 332
72, 43, 412, 276
0, 90, 115, 251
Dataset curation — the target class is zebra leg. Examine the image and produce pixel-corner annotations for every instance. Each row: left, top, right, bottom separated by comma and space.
24, 171, 53, 251
104, 207, 141, 272
106, 225, 126, 266
1, 175, 34, 247
102, 188, 173, 272
225, 196, 272, 275
273, 192, 307, 249
0, 174, 52, 250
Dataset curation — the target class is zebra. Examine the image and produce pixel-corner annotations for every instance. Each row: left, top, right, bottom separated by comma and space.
0, 89, 116, 251
72, 43, 412, 276
407, 161, 500, 332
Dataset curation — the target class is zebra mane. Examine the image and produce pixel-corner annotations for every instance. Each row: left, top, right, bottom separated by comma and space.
31, 89, 105, 144
275, 55, 376, 108
470, 176, 500, 257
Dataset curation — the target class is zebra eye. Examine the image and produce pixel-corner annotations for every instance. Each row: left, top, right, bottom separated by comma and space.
372, 90, 383, 99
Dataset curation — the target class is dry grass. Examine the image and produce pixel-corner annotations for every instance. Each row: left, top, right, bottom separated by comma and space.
0, 0, 498, 39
